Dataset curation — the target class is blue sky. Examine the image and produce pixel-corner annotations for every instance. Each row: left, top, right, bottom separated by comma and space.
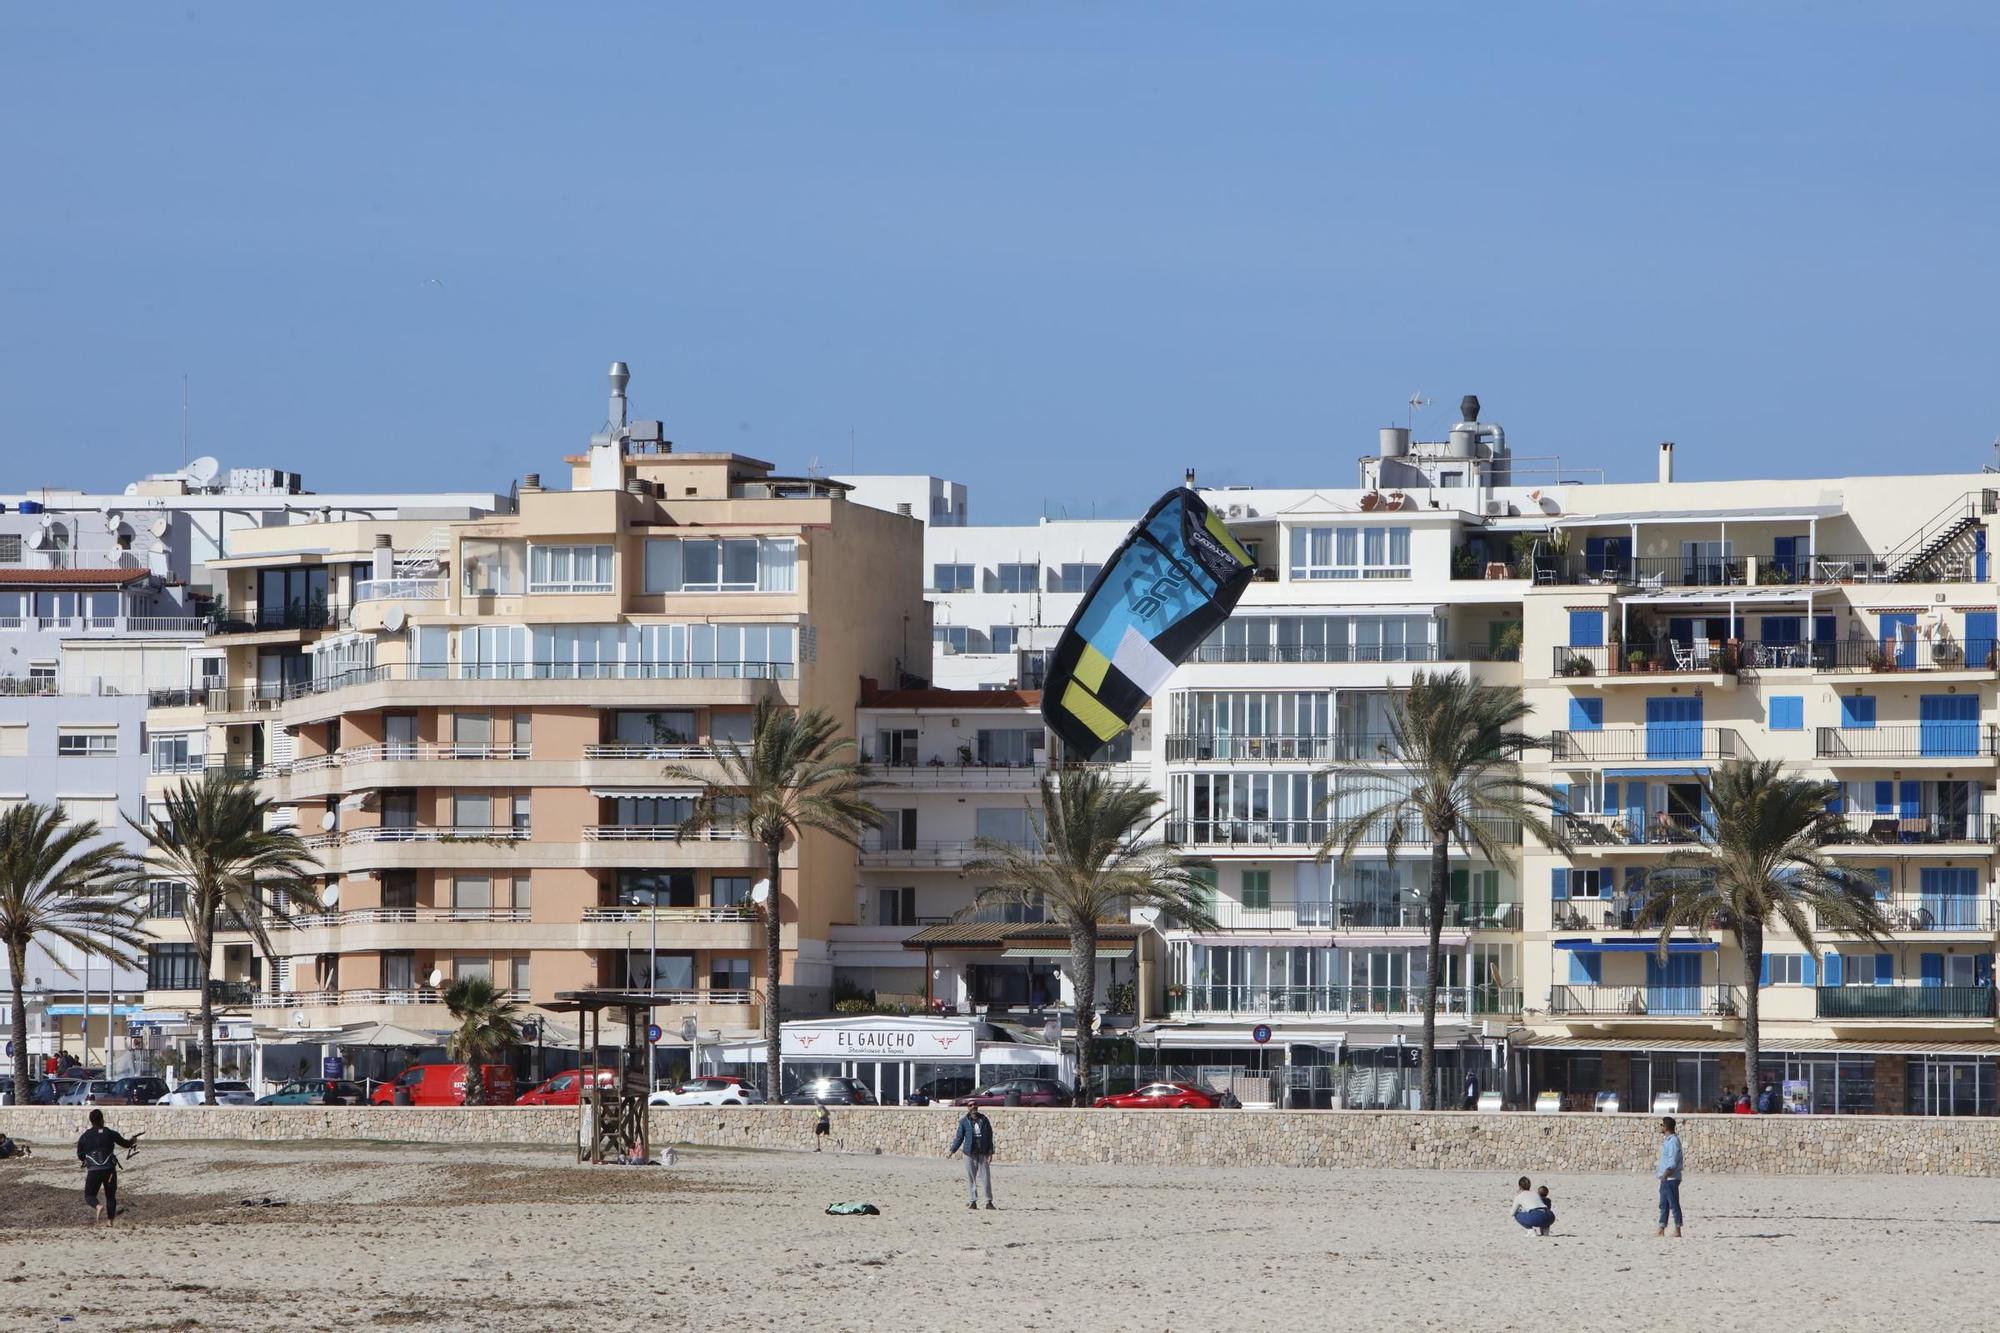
3, 4, 1996, 520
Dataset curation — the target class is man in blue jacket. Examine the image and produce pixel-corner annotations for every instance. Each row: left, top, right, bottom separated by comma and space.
947, 1105, 996, 1211
1655, 1115, 1685, 1238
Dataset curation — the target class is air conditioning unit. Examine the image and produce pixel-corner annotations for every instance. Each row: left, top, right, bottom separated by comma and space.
1484, 501, 1505, 516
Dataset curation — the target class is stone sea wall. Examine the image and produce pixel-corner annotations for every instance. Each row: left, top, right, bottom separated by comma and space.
5, 1104, 1998, 1176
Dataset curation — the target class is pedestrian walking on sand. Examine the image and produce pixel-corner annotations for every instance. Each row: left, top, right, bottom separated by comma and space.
947, 1103, 996, 1211
813, 1100, 830, 1152
1655, 1115, 1685, 1238
76, 1108, 139, 1225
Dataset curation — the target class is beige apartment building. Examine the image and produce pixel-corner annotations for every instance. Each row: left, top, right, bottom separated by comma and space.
140, 368, 927, 1082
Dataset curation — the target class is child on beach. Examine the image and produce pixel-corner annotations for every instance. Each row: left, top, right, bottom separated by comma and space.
814, 1101, 830, 1152
1512, 1176, 1556, 1236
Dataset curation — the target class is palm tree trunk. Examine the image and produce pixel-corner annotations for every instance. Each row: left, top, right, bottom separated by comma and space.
8, 939, 30, 1099
1420, 833, 1449, 1111
1739, 923, 1763, 1103
199, 898, 217, 1106
1068, 919, 1099, 1106
763, 839, 784, 1104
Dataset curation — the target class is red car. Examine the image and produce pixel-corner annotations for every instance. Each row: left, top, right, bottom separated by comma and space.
515, 1068, 621, 1106
1093, 1082, 1223, 1110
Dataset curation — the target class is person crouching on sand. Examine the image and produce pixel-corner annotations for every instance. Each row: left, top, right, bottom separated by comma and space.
1511, 1176, 1555, 1236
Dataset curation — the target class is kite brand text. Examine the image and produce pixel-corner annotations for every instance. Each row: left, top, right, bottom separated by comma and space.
1129, 571, 1187, 618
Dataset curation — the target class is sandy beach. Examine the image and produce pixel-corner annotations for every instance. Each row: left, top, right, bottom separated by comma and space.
0, 1135, 1994, 1332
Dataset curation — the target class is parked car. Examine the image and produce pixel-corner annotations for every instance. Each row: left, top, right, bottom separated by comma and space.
58, 1080, 119, 1106
902, 1075, 977, 1106
1093, 1082, 1224, 1110
108, 1077, 169, 1107
158, 1080, 257, 1107
953, 1077, 1072, 1108
650, 1076, 767, 1107
368, 1063, 518, 1107
782, 1076, 877, 1106
256, 1079, 368, 1106
516, 1068, 621, 1106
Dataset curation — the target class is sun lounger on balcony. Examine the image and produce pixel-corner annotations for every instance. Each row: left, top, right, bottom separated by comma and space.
1866, 818, 1898, 843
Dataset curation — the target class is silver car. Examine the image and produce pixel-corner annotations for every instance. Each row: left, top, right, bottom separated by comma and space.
157, 1079, 256, 1107
57, 1079, 115, 1106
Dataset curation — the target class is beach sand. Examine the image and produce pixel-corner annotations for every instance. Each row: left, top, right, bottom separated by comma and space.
0, 1135, 1993, 1331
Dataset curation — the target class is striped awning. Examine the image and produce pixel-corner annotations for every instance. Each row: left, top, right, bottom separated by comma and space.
999, 945, 1135, 961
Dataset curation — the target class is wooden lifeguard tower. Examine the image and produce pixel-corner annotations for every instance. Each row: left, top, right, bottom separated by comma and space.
546, 990, 656, 1164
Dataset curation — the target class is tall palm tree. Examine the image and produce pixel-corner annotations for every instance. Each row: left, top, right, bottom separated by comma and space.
667, 699, 880, 1102
1637, 759, 1889, 1095
966, 768, 1218, 1104
443, 974, 523, 1106
1318, 670, 1565, 1109
123, 771, 319, 1104
0, 803, 145, 1098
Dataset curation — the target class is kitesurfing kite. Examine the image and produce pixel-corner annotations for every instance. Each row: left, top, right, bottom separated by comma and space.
1041, 481, 1255, 757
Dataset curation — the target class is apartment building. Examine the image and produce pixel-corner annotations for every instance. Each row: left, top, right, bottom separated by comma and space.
879, 408, 2000, 1114
0, 465, 500, 1077
155, 366, 927, 1085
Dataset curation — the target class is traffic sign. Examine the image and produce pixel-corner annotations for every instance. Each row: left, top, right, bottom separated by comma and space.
645, 1023, 663, 1045
322, 1056, 345, 1079
1251, 1023, 1272, 1045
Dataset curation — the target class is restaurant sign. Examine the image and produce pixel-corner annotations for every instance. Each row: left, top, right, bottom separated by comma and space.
781, 1023, 976, 1059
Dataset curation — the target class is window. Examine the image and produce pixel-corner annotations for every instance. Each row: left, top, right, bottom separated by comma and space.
151, 734, 200, 773
1765, 953, 1807, 986
976, 728, 1043, 766
0, 535, 18, 564
0, 726, 23, 758
147, 944, 201, 991
932, 563, 974, 593
1241, 870, 1271, 912
455, 957, 493, 983
934, 626, 973, 655
1288, 525, 1411, 580
710, 956, 752, 992
618, 870, 696, 908
1769, 696, 1804, 731
713, 876, 752, 909
613, 709, 696, 745
1567, 698, 1603, 732
645, 537, 796, 593
877, 886, 917, 926
975, 806, 1037, 847
527, 544, 614, 593
989, 626, 1017, 655
1840, 695, 1876, 730
1051, 563, 1102, 593
710, 712, 754, 745
381, 953, 415, 992
453, 876, 492, 909
512, 795, 531, 831
459, 539, 524, 595
453, 794, 492, 828
453, 712, 492, 745
993, 563, 1039, 593
148, 881, 188, 919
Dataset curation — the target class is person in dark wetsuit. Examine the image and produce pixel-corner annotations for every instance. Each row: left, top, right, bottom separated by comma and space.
76, 1109, 138, 1224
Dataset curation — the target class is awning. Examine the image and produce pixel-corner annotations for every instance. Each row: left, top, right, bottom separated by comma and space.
1618, 587, 1819, 607
1553, 940, 1717, 953
1551, 505, 1843, 527
1000, 945, 1135, 961
332, 1021, 449, 1047
47, 1004, 145, 1017
977, 1046, 1060, 1066
1334, 933, 1470, 948
1516, 1035, 2000, 1057
1603, 767, 1708, 778
587, 788, 701, 800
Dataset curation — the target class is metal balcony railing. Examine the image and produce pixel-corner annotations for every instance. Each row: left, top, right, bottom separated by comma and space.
210, 603, 349, 634
1826, 812, 1999, 846
1164, 817, 1522, 849
204, 658, 799, 711
1163, 732, 1412, 764
577, 906, 758, 924
582, 742, 718, 760
255, 988, 530, 1008
581, 825, 748, 843
1811, 638, 1997, 674
1816, 725, 2000, 760
589, 988, 757, 1006
1164, 984, 1485, 1018
1554, 643, 1742, 677
271, 907, 531, 929
1814, 896, 1998, 933
1815, 986, 1995, 1020
1550, 728, 1746, 763
1563, 811, 1710, 848
1549, 985, 1741, 1018
354, 578, 446, 602
1559, 555, 1747, 588
1198, 900, 1521, 931
303, 826, 533, 850
1187, 641, 1510, 666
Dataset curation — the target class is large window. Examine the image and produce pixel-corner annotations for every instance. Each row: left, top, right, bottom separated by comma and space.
1199, 614, 1438, 664
976, 728, 1044, 766
1288, 525, 1411, 580
147, 944, 201, 991
57, 730, 116, 757
148, 881, 188, 920
645, 537, 796, 593
527, 544, 614, 594
256, 567, 330, 626
975, 805, 1039, 848
934, 626, 974, 655
613, 710, 697, 745
617, 869, 696, 908
460, 539, 525, 596
150, 734, 201, 773
932, 563, 974, 593
1050, 562, 1102, 593
993, 563, 1039, 593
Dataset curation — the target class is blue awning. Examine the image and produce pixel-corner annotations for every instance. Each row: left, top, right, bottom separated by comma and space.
1553, 940, 1718, 953
1603, 767, 1709, 778
46, 1004, 146, 1017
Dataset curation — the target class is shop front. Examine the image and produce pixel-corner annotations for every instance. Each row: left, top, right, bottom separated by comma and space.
709, 1015, 1061, 1104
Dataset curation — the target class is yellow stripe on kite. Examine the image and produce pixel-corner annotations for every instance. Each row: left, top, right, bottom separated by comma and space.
1061, 682, 1126, 741
1204, 510, 1253, 565
1073, 642, 1112, 692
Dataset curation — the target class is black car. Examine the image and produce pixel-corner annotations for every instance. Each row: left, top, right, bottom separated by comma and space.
953, 1077, 1072, 1108
783, 1076, 877, 1106
902, 1075, 977, 1106
109, 1076, 169, 1107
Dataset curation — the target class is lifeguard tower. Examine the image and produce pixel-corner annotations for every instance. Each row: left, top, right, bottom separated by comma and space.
546, 990, 656, 1164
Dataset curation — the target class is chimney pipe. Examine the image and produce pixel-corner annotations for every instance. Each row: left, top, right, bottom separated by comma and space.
1658, 441, 1676, 485
372, 533, 394, 584
608, 362, 630, 431
1184, 468, 1197, 489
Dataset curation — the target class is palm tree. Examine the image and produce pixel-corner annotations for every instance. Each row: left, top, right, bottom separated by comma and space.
966, 767, 1218, 1104
1637, 759, 1889, 1095
0, 803, 145, 1098
1318, 670, 1565, 1109
666, 699, 881, 1102
443, 975, 523, 1105
123, 770, 319, 1104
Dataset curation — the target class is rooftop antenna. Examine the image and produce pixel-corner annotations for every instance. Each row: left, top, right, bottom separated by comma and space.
1406, 392, 1431, 432
181, 374, 189, 467
1989, 435, 2000, 475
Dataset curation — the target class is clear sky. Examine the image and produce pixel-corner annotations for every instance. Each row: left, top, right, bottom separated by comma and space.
3, 4, 1997, 520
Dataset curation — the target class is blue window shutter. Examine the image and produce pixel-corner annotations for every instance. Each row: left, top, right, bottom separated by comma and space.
1567, 952, 1591, 985
1875, 953, 1893, 985
1825, 789, 1844, 814
1899, 780, 1920, 819
1823, 953, 1842, 987
1551, 781, 1570, 814
1842, 695, 1877, 729
1551, 867, 1570, 901
1874, 781, 1894, 814
1585, 954, 1603, 985
1569, 697, 1603, 731
1801, 955, 1817, 987
1770, 696, 1803, 731
1921, 953, 1944, 987
1569, 610, 1604, 647
1759, 953, 1771, 987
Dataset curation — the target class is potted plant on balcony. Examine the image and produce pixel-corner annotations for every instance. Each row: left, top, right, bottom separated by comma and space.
1628, 649, 1649, 673
1560, 653, 1595, 678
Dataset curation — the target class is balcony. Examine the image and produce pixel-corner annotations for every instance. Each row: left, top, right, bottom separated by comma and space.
210, 603, 348, 635
1196, 900, 1520, 931
210, 659, 801, 718
273, 907, 531, 930
1816, 726, 2000, 761
303, 825, 533, 851
1550, 728, 1747, 763
0, 613, 209, 636
581, 825, 749, 843
1164, 817, 1521, 851
1552, 643, 1740, 679
581, 743, 718, 760
1563, 811, 1708, 849
354, 578, 445, 602
1815, 896, 1998, 934
1557, 555, 1748, 588
1548, 985, 1741, 1018
1187, 641, 1513, 667
583, 986, 757, 1007
1163, 984, 1520, 1019
255, 988, 529, 1009
858, 840, 986, 868
865, 762, 1049, 789
1163, 733, 1415, 764
1815, 986, 1995, 1020
1825, 812, 1999, 848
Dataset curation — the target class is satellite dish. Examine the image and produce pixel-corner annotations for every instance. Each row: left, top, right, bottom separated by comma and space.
291, 1010, 308, 1028
1132, 905, 1161, 928
749, 879, 772, 907
319, 883, 341, 908
381, 606, 406, 633
427, 968, 444, 988
115, 552, 142, 570
319, 810, 337, 831
101, 508, 123, 530
185, 456, 220, 487
28, 523, 51, 550
149, 516, 170, 538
